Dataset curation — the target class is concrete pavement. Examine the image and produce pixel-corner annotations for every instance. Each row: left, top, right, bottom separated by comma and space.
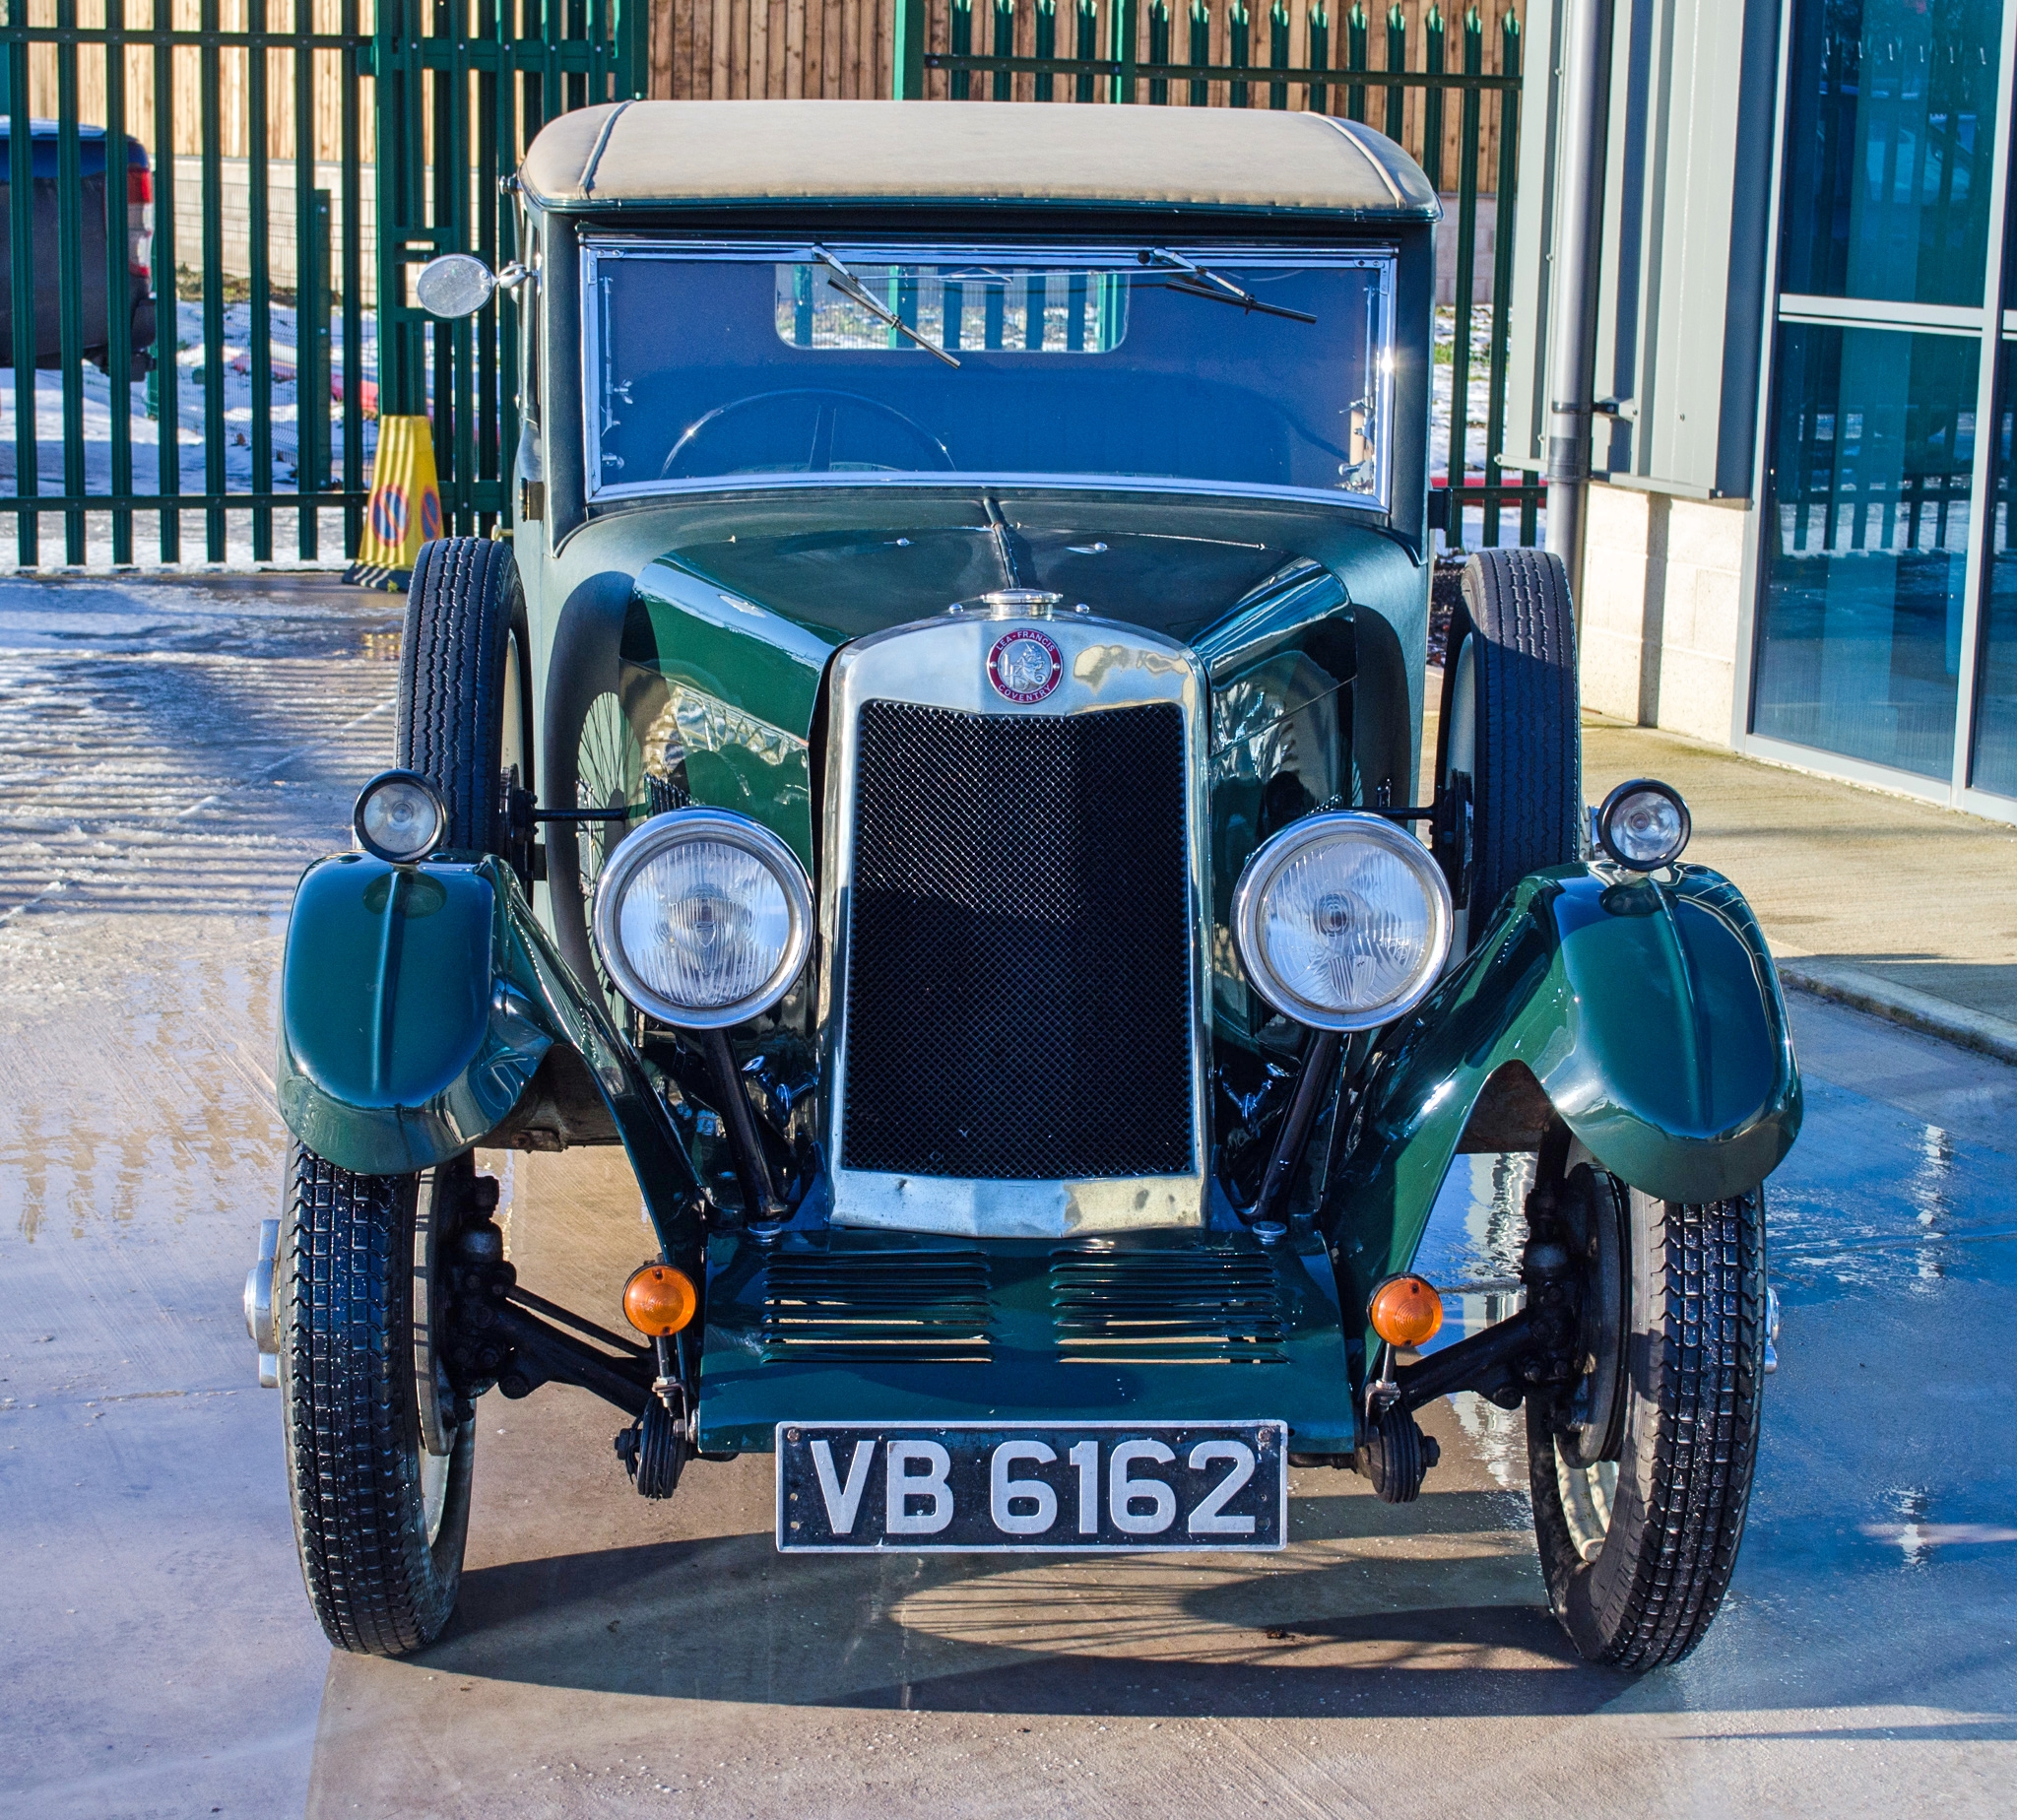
0, 572, 402, 1818
1420, 679, 2017, 1058
1, 577, 2012, 1820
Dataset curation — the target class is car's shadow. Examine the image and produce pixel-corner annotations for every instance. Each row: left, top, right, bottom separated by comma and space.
429, 1488, 1638, 1720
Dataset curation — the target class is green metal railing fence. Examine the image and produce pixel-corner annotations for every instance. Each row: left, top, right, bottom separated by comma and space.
0, 0, 640, 568
374, 0, 645, 533
3, 0, 366, 565
6, 2, 1519, 568
896, 0, 1539, 548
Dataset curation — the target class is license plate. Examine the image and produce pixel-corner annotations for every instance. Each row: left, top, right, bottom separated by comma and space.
775, 1420, 1287, 1552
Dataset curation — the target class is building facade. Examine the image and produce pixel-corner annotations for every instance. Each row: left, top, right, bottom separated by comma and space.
1513, 0, 2017, 824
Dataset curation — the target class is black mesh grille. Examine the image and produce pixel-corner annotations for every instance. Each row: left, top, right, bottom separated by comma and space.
841, 699, 1194, 1181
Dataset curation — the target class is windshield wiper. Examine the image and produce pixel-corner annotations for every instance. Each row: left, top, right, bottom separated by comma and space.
1139, 248, 1318, 325
813, 246, 960, 367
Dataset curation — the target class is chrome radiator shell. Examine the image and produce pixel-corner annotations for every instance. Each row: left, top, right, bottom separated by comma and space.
818, 607, 1211, 1238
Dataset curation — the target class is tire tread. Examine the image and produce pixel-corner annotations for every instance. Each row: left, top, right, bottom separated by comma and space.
398, 537, 516, 852
1607, 1194, 1765, 1667
1453, 548, 1584, 919
280, 1145, 464, 1657
1531, 1190, 1766, 1670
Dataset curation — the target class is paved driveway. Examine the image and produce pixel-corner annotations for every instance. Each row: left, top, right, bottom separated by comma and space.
0, 576, 2010, 1819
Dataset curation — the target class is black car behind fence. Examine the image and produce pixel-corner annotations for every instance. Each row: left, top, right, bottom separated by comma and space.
0, 0, 642, 567
0, 0, 1530, 568
0, 119, 155, 374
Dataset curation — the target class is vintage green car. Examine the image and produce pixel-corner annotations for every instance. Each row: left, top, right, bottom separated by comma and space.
246, 98, 1799, 1667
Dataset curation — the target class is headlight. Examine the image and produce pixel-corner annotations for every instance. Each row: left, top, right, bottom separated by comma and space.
591, 809, 813, 1029
1231, 812, 1454, 1031
353, 770, 446, 864
1594, 778, 1691, 871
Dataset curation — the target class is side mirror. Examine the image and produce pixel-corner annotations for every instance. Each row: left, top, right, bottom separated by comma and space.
415, 253, 496, 319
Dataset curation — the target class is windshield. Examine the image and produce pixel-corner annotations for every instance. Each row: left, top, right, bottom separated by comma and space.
582, 242, 1396, 508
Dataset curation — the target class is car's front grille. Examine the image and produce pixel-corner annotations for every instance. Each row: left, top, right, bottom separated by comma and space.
839, 698, 1194, 1182
1048, 1247, 1289, 1364
757, 1250, 993, 1363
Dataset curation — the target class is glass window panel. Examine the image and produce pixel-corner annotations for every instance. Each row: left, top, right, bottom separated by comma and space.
773, 264, 1131, 355
1970, 346, 2017, 797
584, 247, 1395, 504
1777, 0, 2002, 308
1753, 324, 1977, 779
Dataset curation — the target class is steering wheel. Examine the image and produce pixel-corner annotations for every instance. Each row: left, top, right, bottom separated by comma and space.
660, 389, 954, 481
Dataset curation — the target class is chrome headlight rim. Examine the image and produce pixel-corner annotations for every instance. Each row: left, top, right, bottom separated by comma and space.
1594, 776, 1692, 872
591, 807, 814, 1031
1231, 811, 1455, 1033
353, 768, 447, 865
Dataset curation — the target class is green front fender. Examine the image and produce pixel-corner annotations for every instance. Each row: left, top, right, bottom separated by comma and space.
275, 852, 701, 1255
1329, 863, 1801, 1327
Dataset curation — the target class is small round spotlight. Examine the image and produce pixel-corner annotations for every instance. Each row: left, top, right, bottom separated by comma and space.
623, 1264, 698, 1337
1595, 778, 1692, 871
1369, 1274, 1445, 1349
354, 769, 447, 864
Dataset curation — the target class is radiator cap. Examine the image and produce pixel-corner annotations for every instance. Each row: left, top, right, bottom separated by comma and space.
968, 588, 1062, 619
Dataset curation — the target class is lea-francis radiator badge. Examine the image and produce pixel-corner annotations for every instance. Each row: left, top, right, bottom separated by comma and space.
987, 628, 1064, 704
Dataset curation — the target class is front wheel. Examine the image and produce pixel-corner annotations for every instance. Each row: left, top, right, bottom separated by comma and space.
1529, 1172, 1768, 1669
278, 1144, 476, 1655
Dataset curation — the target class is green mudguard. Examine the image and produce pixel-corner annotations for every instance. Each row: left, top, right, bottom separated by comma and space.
1329, 863, 1801, 1331
274, 852, 700, 1256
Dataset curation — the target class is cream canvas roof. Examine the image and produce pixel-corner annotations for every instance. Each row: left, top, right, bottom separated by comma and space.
519, 99, 1438, 219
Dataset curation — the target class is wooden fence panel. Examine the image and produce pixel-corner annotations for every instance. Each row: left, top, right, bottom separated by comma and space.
639, 0, 1520, 200
40, 2, 1520, 180
29, 0, 360, 161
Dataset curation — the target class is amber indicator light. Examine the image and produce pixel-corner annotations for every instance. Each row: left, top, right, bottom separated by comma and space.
622, 1264, 698, 1336
1368, 1273, 1444, 1348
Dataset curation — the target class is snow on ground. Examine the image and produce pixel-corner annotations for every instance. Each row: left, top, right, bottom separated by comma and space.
1432, 303, 1497, 473
0, 296, 381, 570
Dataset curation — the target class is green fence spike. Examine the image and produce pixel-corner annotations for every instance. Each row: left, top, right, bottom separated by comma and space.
102, 0, 131, 564
199, 0, 226, 561
55, 0, 85, 561
1386, 6, 1405, 162
248, 0, 273, 564
951, 0, 973, 98
151, 21, 178, 560
1308, 6, 1329, 117
1345, 0, 1366, 122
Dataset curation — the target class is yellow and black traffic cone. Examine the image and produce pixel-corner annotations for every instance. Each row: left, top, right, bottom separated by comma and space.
343, 414, 443, 589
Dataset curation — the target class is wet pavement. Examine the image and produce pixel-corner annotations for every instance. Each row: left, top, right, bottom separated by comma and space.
1, 576, 2012, 1819
0, 574, 400, 1817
